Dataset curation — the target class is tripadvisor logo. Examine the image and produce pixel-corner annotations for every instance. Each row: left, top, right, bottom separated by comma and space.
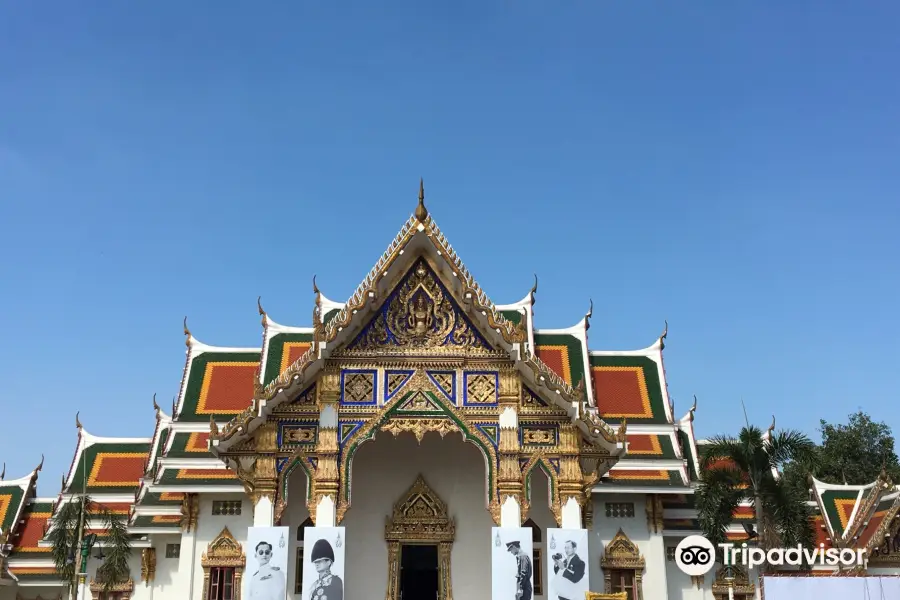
674, 535, 866, 576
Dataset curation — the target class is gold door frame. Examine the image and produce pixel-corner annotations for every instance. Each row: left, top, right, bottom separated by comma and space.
385, 475, 455, 600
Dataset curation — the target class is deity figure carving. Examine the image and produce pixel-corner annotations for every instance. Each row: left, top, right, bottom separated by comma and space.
410, 292, 434, 337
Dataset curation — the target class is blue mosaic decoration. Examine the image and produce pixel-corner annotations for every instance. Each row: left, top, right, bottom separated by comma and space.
522, 385, 550, 408
339, 421, 365, 447
347, 259, 492, 352
277, 419, 318, 447
341, 369, 378, 405
474, 423, 499, 448
548, 458, 561, 474
384, 369, 414, 402
276, 457, 289, 473
427, 371, 456, 402
463, 371, 499, 406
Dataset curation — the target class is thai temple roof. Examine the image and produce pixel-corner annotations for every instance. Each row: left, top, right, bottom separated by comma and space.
2, 183, 895, 574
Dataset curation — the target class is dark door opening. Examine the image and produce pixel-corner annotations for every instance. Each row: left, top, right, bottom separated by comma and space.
399, 544, 439, 599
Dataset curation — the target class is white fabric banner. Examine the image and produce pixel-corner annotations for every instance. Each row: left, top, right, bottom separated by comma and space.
763, 576, 900, 599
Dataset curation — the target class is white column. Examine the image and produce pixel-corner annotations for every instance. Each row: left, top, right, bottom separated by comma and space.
177, 528, 198, 600
561, 496, 582, 529
500, 495, 521, 528
253, 495, 274, 527
315, 495, 336, 527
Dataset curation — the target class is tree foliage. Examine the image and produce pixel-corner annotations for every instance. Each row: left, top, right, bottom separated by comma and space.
816, 411, 900, 484
46, 495, 132, 594
697, 424, 816, 571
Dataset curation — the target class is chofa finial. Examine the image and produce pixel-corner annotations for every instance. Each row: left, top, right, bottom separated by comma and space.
585, 299, 593, 331
312, 275, 320, 296
209, 415, 219, 437
183, 317, 191, 347
257, 296, 267, 321
152, 393, 160, 414
531, 274, 538, 296
75, 411, 82, 430
689, 395, 697, 421
415, 178, 428, 221
36, 454, 44, 472
767, 415, 776, 435
0, 463, 5, 480
171, 396, 177, 417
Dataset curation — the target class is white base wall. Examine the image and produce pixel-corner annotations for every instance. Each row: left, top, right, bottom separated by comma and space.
341, 430, 493, 600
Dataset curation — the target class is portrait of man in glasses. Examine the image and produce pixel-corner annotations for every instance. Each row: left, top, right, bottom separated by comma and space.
248, 540, 286, 599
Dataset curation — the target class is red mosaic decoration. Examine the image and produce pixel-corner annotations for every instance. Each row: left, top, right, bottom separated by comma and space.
12, 512, 51, 553
280, 342, 312, 375
9, 566, 57, 576
88, 453, 148, 487
174, 468, 237, 480
726, 531, 751, 541
834, 499, 856, 530
160, 492, 184, 502
197, 362, 259, 414
151, 515, 183, 524
855, 509, 887, 547
92, 502, 132, 515
811, 516, 833, 547
591, 366, 652, 418
732, 506, 754, 520
625, 434, 663, 455
607, 469, 670, 481
535, 346, 572, 384
185, 432, 211, 453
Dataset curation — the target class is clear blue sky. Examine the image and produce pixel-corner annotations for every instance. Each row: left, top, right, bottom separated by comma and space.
1, 2, 898, 494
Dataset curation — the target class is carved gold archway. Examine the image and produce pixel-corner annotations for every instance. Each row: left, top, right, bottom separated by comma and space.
711, 565, 755, 598
201, 527, 246, 600
385, 475, 455, 600
600, 529, 645, 600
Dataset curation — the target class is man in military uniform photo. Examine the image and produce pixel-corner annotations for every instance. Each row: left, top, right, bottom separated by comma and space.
248, 541, 286, 599
506, 541, 533, 600
307, 538, 343, 600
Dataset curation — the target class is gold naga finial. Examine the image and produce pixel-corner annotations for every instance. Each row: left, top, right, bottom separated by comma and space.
415, 178, 428, 221
312, 275, 321, 297
616, 418, 628, 443
531, 274, 538, 296
209, 415, 219, 437
60, 474, 67, 492
585, 299, 593, 331
36, 454, 44, 472
75, 411, 82, 430
171, 396, 177, 417
183, 316, 192, 347
689, 395, 697, 422
152, 393, 160, 414
257, 296, 267, 326
573, 376, 586, 401
0, 463, 5, 480
767, 415, 776, 436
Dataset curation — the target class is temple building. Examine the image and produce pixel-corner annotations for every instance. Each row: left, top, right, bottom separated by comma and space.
1, 185, 898, 600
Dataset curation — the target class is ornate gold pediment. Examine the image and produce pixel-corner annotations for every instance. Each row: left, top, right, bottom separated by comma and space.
344, 258, 498, 357
869, 517, 900, 566
201, 526, 246, 568
600, 529, 645, 570
385, 474, 455, 543
711, 565, 755, 596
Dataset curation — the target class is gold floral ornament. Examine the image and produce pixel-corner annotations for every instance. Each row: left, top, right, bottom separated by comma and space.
600, 529, 645, 599
384, 475, 454, 600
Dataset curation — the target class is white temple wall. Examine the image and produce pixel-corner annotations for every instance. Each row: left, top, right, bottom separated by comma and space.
341, 431, 492, 600
283, 467, 311, 598
590, 493, 668, 599
1, 585, 61, 600
664, 534, 708, 600
147, 533, 182, 598
192, 493, 252, 600
526, 468, 557, 600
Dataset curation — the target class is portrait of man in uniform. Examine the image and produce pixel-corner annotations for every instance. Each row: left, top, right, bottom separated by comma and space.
302, 527, 346, 600
248, 540, 286, 599
492, 528, 534, 600
306, 538, 343, 600
244, 526, 290, 600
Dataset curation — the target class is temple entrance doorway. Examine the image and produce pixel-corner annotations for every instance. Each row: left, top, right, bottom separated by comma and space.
400, 544, 439, 599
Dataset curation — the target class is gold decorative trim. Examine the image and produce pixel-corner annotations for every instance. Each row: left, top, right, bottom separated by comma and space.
89, 578, 134, 599
600, 529, 644, 600
140, 547, 156, 585
201, 527, 246, 600
385, 475, 455, 600
586, 594, 627, 600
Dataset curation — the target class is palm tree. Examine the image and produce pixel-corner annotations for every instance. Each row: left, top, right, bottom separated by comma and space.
47, 495, 132, 596
696, 420, 816, 571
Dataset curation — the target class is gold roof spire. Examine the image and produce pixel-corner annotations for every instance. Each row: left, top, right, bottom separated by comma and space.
415, 178, 428, 221
75, 411, 82, 430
